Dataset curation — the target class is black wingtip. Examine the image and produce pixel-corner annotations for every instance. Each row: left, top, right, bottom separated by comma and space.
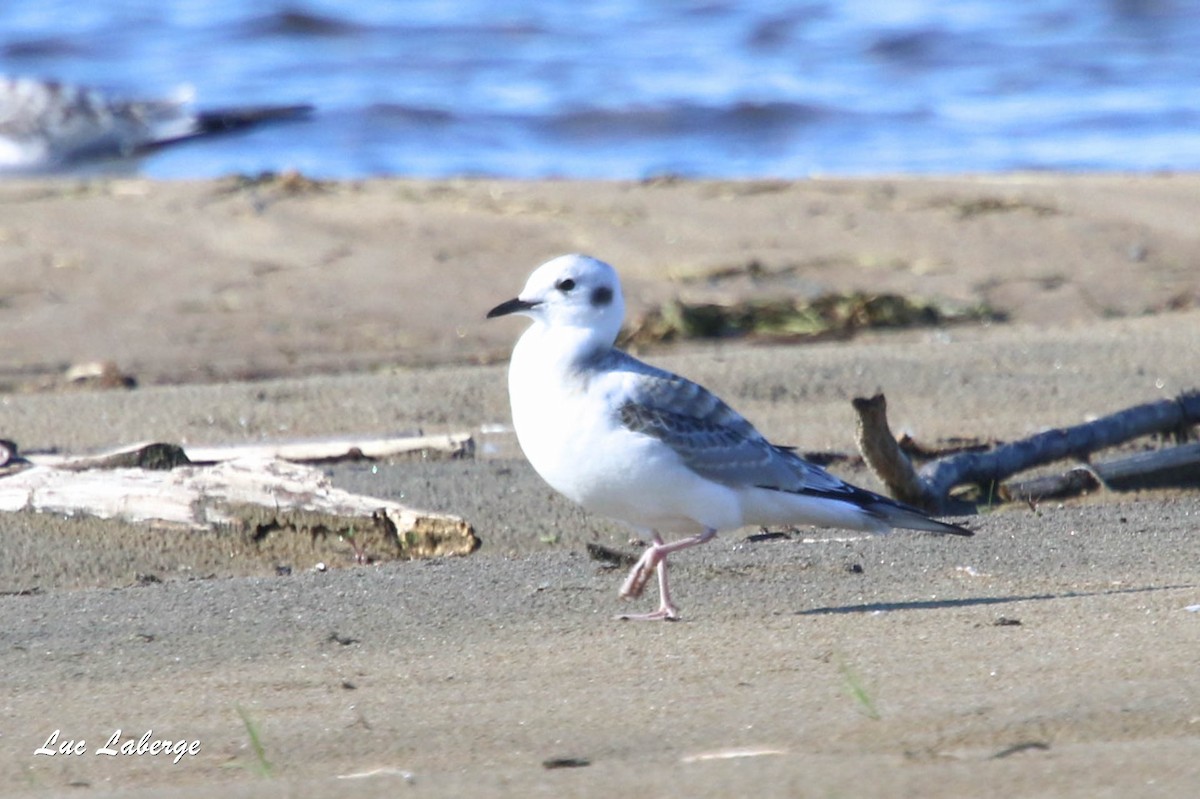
937, 521, 974, 537
195, 104, 314, 134
900, 511, 973, 537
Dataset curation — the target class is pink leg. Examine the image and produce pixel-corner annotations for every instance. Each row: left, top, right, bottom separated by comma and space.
618, 528, 716, 621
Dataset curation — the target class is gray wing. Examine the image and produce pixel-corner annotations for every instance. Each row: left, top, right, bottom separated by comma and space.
606, 351, 849, 495
604, 351, 973, 535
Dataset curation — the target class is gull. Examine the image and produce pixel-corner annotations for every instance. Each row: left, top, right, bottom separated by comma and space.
487, 254, 972, 620
0, 76, 312, 175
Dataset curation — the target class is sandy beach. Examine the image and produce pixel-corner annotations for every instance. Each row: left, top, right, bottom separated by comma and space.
2, 174, 1198, 797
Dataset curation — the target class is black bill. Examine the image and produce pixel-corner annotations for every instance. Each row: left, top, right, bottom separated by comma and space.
486, 297, 539, 319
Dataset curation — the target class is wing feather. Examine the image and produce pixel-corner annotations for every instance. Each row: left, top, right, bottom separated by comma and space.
592, 351, 971, 536
603, 351, 850, 495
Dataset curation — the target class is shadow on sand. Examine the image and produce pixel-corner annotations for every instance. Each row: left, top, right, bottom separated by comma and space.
798, 583, 1195, 615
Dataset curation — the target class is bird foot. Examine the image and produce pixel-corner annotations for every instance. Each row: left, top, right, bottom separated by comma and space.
617, 603, 680, 622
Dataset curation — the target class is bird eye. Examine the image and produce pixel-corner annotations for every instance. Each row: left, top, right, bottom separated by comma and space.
556, 278, 576, 292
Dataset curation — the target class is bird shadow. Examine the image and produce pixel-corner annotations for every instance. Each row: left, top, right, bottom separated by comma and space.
798, 583, 1195, 615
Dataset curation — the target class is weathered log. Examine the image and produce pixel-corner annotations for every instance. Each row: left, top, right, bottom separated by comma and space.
0, 456, 480, 563
919, 391, 1199, 504
1004, 441, 1200, 502
852, 394, 940, 510
1003, 467, 1101, 504
24, 432, 474, 470
183, 432, 474, 463
853, 390, 1200, 512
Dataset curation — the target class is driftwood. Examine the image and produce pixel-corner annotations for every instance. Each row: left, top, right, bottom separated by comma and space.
853, 391, 1200, 514
0, 437, 481, 565
852, 396, 932, 508
20, 432, 474, 470
1003, 441, 1200, 502
184, 432, 474, 464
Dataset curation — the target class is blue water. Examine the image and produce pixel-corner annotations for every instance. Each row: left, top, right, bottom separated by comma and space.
3, 1, 1199, 179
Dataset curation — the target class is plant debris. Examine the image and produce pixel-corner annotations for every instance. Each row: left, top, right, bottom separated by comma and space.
620, 292, 1002, 348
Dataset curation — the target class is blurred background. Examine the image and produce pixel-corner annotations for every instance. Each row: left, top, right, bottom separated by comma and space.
2, 0, 1198, 179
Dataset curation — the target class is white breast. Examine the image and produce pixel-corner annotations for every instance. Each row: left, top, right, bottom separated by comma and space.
506, 326, 742, 534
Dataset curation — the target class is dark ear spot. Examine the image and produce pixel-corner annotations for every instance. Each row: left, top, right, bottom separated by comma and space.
590, 285, 614, 307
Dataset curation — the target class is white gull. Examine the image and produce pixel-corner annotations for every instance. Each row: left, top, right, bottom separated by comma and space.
488, 253, 972, 620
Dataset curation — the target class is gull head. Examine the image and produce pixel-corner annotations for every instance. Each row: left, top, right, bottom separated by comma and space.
486, 254, 626, 346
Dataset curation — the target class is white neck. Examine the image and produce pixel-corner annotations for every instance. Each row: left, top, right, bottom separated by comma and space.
512, 318, 612, 375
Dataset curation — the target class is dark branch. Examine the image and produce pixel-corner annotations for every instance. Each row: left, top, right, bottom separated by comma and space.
852, 390, 1200, 513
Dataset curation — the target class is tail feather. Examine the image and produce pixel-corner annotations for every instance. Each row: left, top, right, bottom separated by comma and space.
866, 497, 972, 536
795, 480, 973, 537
